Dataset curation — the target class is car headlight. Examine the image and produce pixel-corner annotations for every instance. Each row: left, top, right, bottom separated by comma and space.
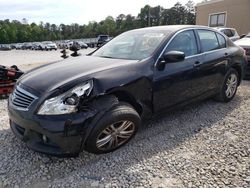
37, 80, 93, 115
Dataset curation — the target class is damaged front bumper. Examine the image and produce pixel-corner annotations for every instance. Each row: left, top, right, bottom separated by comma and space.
8, 84, 119, 157
8, 104, 95, 157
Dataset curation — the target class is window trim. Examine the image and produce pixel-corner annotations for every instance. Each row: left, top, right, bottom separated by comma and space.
208, 11, 227, 27
155, 28, 201, 67
164, 30, 199, 58
197, 29, 221, 53
216, 32, 227, 48
154, 28, 228, 67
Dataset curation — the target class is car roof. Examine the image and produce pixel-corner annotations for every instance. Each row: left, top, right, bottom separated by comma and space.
127, 25, 216, 34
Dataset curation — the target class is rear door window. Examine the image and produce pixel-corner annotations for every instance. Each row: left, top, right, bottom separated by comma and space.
216, 33, 226, 48
197, 30, 220, 52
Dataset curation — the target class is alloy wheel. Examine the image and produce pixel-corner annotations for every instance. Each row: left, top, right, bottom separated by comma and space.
225, 73, 238, 98
96, 120, 135, 151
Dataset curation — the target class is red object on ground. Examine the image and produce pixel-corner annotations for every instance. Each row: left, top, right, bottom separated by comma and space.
0, 80, 15, 96
0, 65, 24, 98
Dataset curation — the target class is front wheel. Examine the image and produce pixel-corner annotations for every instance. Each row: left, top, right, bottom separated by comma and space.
215, 68, 239, 102
84, 103, 141, 154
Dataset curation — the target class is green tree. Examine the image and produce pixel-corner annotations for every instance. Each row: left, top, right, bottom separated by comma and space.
0, 1, 196, 44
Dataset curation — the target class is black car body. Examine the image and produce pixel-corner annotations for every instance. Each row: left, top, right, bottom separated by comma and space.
8, 25, 247, 157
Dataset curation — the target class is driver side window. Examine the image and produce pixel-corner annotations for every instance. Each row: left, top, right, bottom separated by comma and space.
166, 30, 198, 57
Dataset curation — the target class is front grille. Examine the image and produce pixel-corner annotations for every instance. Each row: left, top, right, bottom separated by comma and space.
11, 86, 37, 110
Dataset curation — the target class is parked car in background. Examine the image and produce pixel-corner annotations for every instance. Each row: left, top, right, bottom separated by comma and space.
235, 32, 250, 79
39, 41, 57, 51
44, 41, 57, 51
76, 41, 88, 49
21, 43, 32, 50
97, 35, 110, 47
10, 44, 16, 49
0, 44, 11, 51
215, 27, 240, 41
8, 25, 247, 157
14, 43, 23, 50
31, 42, 41, 50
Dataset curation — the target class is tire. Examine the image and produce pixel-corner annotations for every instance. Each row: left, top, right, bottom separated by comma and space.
84, 103, 141, 154
214, 68, 239, 103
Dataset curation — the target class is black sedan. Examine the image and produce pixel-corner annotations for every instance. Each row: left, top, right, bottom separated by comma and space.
8, 25, 247, 157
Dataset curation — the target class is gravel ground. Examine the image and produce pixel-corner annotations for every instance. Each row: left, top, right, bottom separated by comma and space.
0, 51, 250, 187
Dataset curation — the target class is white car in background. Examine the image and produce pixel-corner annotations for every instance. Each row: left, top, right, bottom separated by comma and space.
44, 41, 58, 50
40, 41, 57, 51
235, 32, 250, 58
235, 32, 250, 79
215, 27, 240, 41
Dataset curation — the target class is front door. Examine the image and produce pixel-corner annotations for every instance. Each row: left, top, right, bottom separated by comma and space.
153, 29, 202, 112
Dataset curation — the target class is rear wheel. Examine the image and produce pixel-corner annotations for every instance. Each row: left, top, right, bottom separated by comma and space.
215, 68, 239, 102
84, 103, 140, 154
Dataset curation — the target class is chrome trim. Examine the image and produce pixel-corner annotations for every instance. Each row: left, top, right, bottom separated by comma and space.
10, 86, 38, 111
155, 27, 228, 67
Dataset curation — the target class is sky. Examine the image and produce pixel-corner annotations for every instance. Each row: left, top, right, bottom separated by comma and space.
0, 0, 202, 25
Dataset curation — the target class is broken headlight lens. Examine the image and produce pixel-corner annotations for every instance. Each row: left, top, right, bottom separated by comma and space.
37, 80, 93, 115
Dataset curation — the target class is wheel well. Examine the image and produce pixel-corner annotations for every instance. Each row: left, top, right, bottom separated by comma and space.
231, 65, 242, 85
110, 91, 143, 115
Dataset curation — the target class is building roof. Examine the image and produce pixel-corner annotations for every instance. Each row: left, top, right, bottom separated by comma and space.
196, 0, 224, 7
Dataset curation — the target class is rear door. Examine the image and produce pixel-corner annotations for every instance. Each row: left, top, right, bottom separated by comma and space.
195, 29, 229, 92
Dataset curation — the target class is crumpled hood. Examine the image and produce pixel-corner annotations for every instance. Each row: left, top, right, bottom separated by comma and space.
19, 55, 137, 93
234, 38, 250, 47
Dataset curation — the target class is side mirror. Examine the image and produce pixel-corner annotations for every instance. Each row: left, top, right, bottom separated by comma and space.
157, 51, 185, 71
163, 51, 185, 63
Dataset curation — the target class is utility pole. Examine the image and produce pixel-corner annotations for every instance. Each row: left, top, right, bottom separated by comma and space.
148, 7, 151, 27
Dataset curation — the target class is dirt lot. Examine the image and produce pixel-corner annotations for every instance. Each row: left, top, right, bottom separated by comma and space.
0, 50, 249, 188
0, 49, 95, 70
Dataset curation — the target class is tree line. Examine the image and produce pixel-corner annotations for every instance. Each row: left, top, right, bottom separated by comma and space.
0, 1, 196, 44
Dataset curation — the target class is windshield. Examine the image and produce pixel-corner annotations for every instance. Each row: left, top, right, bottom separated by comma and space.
92, 31, 168, 60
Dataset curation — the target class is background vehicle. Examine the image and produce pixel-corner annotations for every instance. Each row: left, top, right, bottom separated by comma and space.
235, 32, 250, 79
8, 26, 247, 157
37, 41, 57, 51
76, 41, 88, 49
43, 41, 57, 51
31, 42, 42, 50
97, 35, 110, 47
0, 44, 11, 51
21, 43, 32, 50
13, 43, 22, 50
215, 27, 240, 41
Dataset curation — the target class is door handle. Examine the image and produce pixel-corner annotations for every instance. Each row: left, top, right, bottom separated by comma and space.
193, 61, 202, 68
